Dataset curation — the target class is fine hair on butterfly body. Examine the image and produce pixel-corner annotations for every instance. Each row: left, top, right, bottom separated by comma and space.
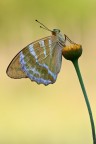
6, 20, 74, 86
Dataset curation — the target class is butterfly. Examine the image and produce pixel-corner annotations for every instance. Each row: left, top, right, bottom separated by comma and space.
6, 20, 74, 86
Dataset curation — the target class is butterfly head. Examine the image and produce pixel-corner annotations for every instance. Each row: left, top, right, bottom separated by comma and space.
52, 29, 60, 36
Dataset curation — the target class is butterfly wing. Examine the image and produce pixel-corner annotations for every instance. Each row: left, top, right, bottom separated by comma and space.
6, 36, 63, 85
6, 36, 52, 79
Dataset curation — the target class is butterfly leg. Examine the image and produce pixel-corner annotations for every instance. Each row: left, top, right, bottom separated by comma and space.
64, 34, 76, 44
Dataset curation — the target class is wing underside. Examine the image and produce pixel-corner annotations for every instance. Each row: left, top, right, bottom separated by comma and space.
6, 36, 63, 85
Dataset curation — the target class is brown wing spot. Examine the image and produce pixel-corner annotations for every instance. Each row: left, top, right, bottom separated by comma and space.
7, 54, 27, 79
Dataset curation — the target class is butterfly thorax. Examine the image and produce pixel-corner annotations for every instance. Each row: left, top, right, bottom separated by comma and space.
52, 29, 65, 46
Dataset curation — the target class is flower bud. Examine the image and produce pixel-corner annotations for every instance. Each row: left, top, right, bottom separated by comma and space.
62, 44, 82, 61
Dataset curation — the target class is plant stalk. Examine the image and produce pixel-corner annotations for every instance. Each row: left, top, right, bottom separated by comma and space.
72, 59, 96, 144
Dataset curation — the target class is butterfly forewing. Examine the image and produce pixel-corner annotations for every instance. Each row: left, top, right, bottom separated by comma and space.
7, 35, 63, 85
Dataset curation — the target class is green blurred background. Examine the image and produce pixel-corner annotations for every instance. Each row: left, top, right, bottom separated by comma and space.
0, 0, 96, 143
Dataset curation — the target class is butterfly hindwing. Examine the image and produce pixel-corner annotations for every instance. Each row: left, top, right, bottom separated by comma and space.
6, 36, 63, 85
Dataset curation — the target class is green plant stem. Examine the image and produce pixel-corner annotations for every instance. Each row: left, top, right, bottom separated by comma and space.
72, 59, 96, 144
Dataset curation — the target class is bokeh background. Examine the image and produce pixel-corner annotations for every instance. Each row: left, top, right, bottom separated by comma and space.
0, 0, 96, 143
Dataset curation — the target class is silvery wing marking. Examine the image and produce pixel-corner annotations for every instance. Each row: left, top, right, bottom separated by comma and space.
19, 36, 63, 85
6, 35, 63, 85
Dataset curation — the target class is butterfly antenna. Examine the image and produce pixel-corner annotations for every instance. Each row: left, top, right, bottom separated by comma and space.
35, 20, 52, 32
39, 25, 51, 32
